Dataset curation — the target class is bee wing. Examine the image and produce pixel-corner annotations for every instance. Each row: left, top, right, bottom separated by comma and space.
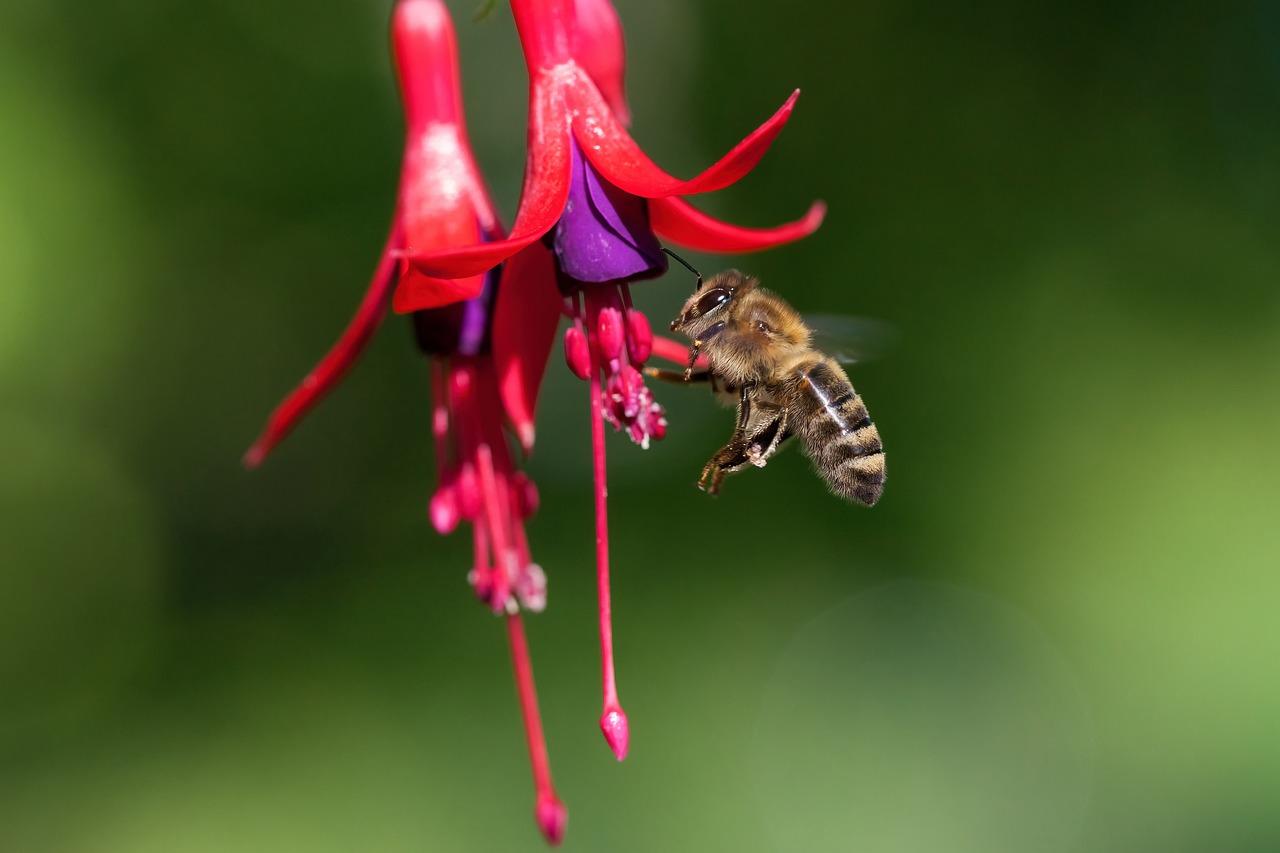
804, 313, 897, 366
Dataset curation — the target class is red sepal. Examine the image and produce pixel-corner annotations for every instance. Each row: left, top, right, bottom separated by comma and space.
402, 78, 572, 280
572, 0, 629, 125
651, 197, 826, 253
570, 79, 800, 199
492, 243, 562, 452
243, 221, 405, 468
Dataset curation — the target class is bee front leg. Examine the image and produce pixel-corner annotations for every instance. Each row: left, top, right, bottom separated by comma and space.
684, 322, 725, 380
644, 367, 711, 384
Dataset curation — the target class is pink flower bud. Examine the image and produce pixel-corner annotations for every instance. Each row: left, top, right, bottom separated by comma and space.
429, 484, 460, 534
563, 325, 592, 380
625, 309, 653, 364
596, 306, 625, 362
600, 705, 630, 761
536, 792, 567, 846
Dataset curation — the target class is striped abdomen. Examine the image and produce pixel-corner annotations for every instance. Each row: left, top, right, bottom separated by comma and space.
791, 358, 885, 506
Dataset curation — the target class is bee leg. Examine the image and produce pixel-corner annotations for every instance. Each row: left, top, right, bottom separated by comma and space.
734, 384, 755, 431
644, 367, 710, 384
697, 455, 734, 495
683, 322, 725, 379
697, 460, 720, 494
683, 344, 702, 381
706, 466, 728, 495
745, 409, 789, 469
697, 386, 758, 495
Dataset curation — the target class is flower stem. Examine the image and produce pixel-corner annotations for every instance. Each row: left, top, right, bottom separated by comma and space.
506, 613, 566, 845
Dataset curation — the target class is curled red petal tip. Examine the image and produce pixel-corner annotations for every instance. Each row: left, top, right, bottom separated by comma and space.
600, 705, 630, 761
571, 82, 801, 199
517, 423, 537, 455
651, 197, 827, 253
241, 444, 266, 471
243, 222, 404, 468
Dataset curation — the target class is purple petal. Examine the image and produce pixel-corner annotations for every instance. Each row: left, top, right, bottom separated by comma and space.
553, 139, 667, 284
413, 230, 501, 356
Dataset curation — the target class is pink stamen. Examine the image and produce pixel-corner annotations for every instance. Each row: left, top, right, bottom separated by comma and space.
475, 443, 513, 613
429, 483, 461, 535
624, 309, 652, 365
584, 289, 630, 761
650, 333, 708, 370
563, 325, 592, 380
596, 306, 625, 362
506, 613, 567, 845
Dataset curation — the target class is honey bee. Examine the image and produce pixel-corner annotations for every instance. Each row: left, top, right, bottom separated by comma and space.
650, 264, 885, 506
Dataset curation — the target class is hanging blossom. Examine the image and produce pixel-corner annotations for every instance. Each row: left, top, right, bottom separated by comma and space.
402, 0, 826, 762
243, 0, 565, 842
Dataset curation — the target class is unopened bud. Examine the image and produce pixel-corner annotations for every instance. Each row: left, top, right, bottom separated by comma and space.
429, 484, 460, 534
536, 792, 567, 846
600, 705, 630, 761
563, 326, 592, 380
626, 310, 653, 364
596, 307, 625, 362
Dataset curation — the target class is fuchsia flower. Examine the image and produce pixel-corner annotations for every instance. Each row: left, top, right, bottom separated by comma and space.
245, 0, 564, 842
403, 0, 825, 762
245, 0, 822, 843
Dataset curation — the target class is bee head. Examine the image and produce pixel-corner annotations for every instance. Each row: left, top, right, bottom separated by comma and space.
670, 270, 754, 338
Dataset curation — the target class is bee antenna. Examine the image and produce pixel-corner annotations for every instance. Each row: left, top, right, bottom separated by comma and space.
662, 247, 703, 290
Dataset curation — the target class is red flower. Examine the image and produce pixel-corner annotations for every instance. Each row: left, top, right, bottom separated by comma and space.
244, 0, 564, 843
403, 0, 825, 437
397, 0, 825, 764
243, 0, 823, 839
403, 0, 822, 283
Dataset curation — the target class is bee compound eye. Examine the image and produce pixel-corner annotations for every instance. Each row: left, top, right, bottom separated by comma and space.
695, 287, 731, 318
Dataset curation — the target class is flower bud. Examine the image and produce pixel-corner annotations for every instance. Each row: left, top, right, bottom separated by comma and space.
429, 483, 460, 534
600, 705, 630, 762
563, 325, 592, 380
536, 792, 567, 846
625, 309, 653, 364
596, 306, 624, 362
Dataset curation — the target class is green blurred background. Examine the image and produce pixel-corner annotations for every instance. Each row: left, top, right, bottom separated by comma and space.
3, 0, 1278, 850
